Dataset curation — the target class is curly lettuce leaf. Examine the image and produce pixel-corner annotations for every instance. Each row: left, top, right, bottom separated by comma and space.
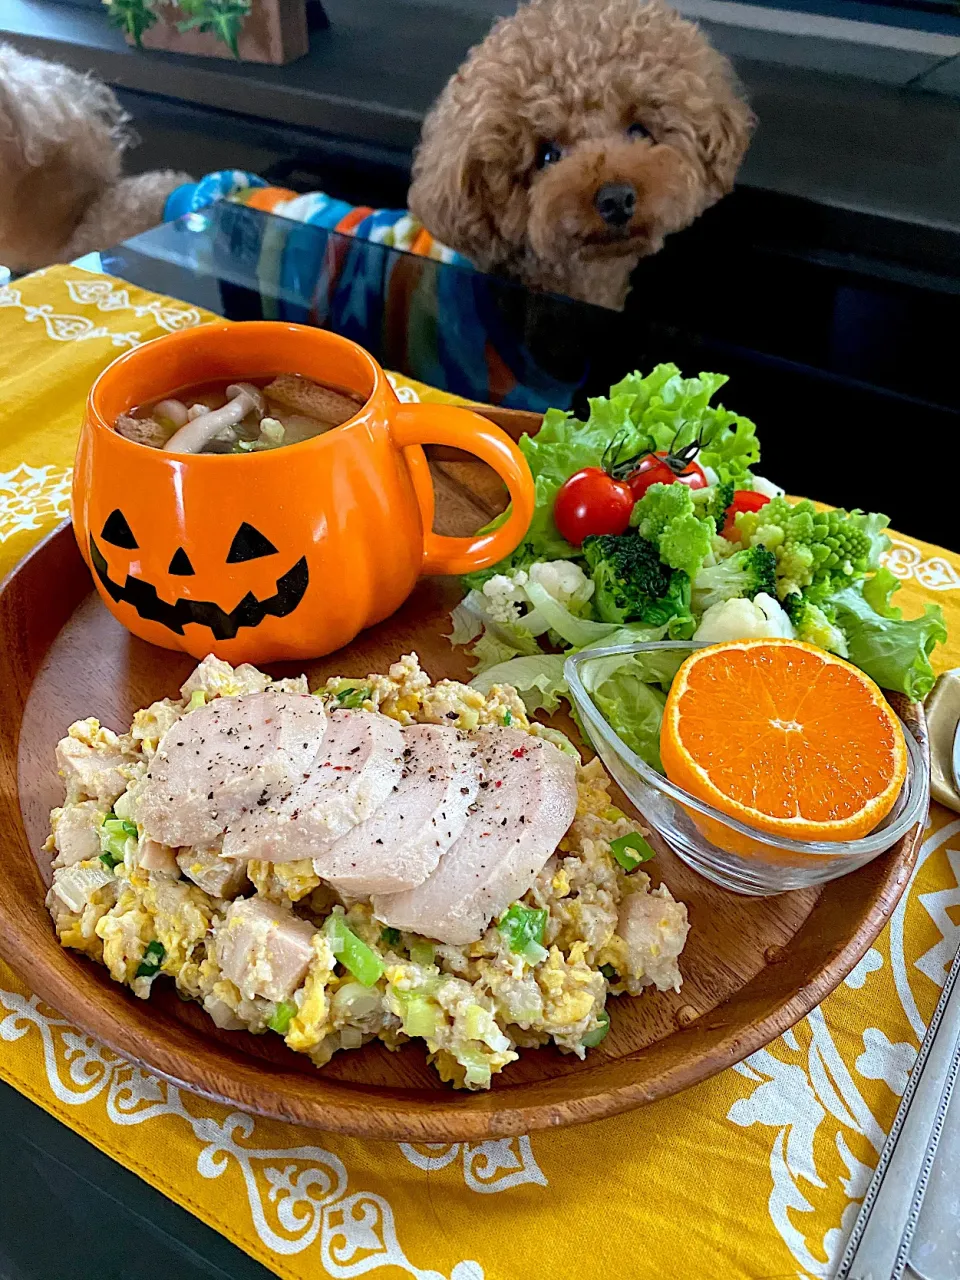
609, 367, 760, 483
829, 569, 946, 701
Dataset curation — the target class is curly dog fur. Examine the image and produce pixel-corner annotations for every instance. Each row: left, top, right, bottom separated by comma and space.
410, 0, 754, 309
0, 43, 188, 273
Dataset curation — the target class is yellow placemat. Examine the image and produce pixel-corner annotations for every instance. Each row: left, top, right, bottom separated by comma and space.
2, 264, 960, 1280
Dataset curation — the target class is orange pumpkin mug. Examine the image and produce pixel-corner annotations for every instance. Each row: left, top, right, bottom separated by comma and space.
73, 322, 535, 663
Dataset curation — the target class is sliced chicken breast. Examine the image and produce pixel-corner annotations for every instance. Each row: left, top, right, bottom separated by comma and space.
136, 691, 327, 849
216, 897, 316, 1003
312, 723, 481, 895
222, 709, 405, 863
373, 727, 578, 944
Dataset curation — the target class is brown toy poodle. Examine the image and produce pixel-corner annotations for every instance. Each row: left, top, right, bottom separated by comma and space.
410, 0, 754, 309
0, 43, 188, 274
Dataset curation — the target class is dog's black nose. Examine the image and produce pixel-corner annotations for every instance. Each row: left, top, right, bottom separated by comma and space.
594, 182, 636, 227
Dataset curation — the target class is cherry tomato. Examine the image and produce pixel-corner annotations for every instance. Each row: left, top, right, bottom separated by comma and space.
627, 451, 708, 501
554, 467, 634, 545
723, 489, 771, 540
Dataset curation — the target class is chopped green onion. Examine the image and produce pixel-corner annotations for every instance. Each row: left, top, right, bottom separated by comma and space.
610, 833, 655, 872
503, 709, 512, 726
335, 686, 371, 709
267, 1000, 297, 1034
498, 903, 549, 965
458, 1045, 493, 1089
99, 813, 137, 867
324, 914, 384, 987
135, 940, 165, 980
599, 964, 618, 980
409, 940, 436, 967
581, 1009, 610, 1048
380, 927, 401, 947
186, 689, 206, 712
399, 992, 441, 1039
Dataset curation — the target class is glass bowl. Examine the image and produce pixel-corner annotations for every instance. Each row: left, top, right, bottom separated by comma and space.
564, 641, 929, 895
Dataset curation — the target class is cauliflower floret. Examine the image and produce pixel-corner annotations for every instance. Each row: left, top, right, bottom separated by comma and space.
527, 560, 594, 609
481, 570, 529, 623
693, 591, 795, 643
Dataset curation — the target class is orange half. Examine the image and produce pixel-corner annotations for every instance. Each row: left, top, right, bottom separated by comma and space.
660, 639, 907, 850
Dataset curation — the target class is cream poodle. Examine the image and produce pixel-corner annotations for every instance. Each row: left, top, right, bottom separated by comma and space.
411, 0, 754, 308
0, 43, 187, 274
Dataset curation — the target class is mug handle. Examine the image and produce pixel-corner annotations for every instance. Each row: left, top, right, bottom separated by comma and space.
391, 403, 535, 577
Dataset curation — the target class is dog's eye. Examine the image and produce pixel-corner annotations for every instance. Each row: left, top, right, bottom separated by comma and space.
627, 122, 652, 141
535, 142, 563, 169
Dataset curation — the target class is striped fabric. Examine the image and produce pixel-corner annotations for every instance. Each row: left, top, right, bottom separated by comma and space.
162, 170, 580, 412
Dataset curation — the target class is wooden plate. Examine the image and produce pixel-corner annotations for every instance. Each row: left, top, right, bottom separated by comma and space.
0, 451, 928, 1141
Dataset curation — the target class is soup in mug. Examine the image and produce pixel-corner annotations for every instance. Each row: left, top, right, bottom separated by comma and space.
116, 374, 365, 455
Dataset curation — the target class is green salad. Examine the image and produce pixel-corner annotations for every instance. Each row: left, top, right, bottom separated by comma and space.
449, 364, 946, 771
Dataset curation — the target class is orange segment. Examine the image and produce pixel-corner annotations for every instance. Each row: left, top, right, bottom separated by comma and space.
660, 639, 907, 849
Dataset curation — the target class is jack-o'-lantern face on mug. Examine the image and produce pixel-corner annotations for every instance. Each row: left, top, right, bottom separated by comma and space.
89, 510, 308, 642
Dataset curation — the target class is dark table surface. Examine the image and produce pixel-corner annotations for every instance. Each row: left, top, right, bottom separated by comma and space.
0, 1080, 272, 1280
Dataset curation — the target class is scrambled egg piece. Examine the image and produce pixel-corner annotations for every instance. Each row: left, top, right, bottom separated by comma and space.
285, 934, 336, 1053
248, 859, 321, 903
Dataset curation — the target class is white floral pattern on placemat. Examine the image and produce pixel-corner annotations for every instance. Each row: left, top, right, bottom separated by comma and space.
399, 1138, 547, 1193
882, 539, 960, 592
0, 273, 202, 352
0, 463, 72, 542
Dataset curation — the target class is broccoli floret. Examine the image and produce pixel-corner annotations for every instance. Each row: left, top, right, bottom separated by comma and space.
711, 481, 742, 529
734, 497, 888, 602
692, 545, 777, 613
630, 483, 714, 580
582, 531, 692, 630
783, 592, 848, 656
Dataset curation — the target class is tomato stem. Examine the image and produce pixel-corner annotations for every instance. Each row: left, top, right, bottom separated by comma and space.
607, 425, 705, 481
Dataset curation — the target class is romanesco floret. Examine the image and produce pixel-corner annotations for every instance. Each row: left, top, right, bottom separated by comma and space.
630, 483, 714, 581
691, 545, 777, 614
658, 512, 714, 581
631, 482, 694, 543
782, 593, 848, 656
582, 531, 692, 631
734, 497, 884, 602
